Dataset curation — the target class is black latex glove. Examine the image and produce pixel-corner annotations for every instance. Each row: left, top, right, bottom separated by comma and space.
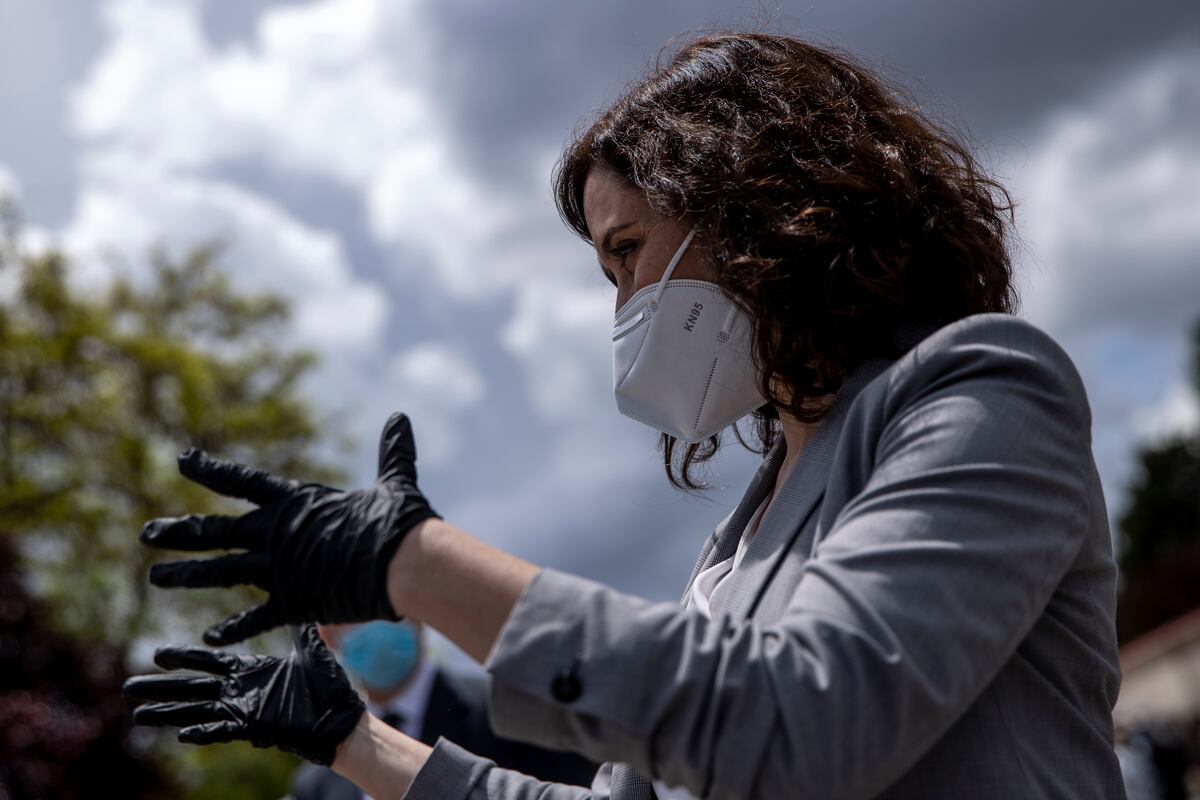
143, 412, 440, 646
123, 624, 366, 765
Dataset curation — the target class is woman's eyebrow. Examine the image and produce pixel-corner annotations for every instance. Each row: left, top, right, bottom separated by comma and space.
599, 221, 635, 252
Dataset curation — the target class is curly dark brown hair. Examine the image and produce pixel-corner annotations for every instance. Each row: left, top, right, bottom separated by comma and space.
554, 31, 1018, 490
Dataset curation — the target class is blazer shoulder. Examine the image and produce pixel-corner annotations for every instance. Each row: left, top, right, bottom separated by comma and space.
909, 313, 1073, 364
882, 313, 1091, 427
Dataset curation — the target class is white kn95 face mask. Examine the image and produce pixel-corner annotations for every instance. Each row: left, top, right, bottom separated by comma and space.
612, 226, 766, 443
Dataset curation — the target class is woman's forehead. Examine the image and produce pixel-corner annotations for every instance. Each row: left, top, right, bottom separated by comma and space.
582, 167, 654, 236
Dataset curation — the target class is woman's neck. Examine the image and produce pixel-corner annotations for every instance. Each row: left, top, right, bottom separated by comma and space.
774, 407, 819, 496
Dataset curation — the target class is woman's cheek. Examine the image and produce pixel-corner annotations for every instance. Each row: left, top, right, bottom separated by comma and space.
632, 259, 660, 294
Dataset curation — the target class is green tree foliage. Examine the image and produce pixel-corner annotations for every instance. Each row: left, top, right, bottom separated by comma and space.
0, 198, 344, 798
1116, 319, 1200, 643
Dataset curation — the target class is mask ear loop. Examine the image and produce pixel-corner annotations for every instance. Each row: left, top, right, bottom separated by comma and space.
648, 226, 697, 312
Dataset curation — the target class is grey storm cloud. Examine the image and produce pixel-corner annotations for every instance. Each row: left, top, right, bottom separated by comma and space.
410, 0, 1200, 188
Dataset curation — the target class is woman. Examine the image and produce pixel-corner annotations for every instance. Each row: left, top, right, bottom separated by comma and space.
123, 32, 1126, 799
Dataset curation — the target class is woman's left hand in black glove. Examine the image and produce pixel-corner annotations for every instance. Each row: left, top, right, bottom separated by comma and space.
142, 412, 440, 646
122, 624, 366, 766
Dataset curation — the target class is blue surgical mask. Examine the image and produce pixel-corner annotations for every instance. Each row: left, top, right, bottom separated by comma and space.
339, 621, 421, 692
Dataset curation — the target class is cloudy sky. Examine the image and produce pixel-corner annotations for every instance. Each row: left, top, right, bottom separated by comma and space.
2, 0, 1198, 664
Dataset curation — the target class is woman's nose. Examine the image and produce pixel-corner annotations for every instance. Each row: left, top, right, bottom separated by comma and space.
614, 278, 636, 314
615, 271, 658, 314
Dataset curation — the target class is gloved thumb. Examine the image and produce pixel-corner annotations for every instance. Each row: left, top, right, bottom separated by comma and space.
376, 412, 419, 487
294, 623, 349, 678
292, 623, 326, 656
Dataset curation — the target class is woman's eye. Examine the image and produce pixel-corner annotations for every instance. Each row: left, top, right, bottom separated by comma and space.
598, 239, 638, 287
610, 240, 638, 262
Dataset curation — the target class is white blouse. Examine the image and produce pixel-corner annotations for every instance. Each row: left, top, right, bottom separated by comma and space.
652, 493, 773, 800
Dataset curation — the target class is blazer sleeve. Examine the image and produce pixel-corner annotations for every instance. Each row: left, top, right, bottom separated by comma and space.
412, 316, 1099, 800
403, 736, 606, 800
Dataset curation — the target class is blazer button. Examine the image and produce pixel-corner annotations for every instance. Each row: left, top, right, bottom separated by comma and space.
550, 658, 583, 703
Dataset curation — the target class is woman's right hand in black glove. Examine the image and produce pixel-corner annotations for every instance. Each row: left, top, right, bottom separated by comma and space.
123, 624, 366, 765
141, 412, 441, 646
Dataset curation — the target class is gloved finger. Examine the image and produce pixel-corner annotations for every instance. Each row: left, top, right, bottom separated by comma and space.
376, 412, 419, 487
178, 448, 295, 506
140, 513, 252, 552
203, 602, 277, 647
149, 552, 269, 589
293, 623, 344, 675
291, 622, 315, 651
179, 720, 243, 746
122, 674, 223, 702
132, 701, 224, 728
154, 645, 244, 675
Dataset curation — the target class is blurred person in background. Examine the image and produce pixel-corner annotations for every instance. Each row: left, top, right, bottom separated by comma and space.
290, 620, 596, 800
1116, 725, 1163, 800
124, 31, 1127, 799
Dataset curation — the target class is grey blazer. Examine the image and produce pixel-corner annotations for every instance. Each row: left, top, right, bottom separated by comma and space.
402, 314, 1127, 799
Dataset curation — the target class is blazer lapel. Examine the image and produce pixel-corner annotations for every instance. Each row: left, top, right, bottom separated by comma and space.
679, 526, 719, 604
679, 442, 784, 602
714, 357, 893, 621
